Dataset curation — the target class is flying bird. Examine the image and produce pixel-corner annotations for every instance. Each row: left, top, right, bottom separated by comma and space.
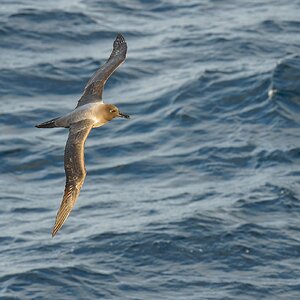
36, 33, 130, 237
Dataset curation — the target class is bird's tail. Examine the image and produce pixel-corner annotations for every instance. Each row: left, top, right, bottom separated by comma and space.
35, 117, 60, 128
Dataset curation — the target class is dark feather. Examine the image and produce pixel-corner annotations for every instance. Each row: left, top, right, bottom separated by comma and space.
52, 120, 94, 237
76, 33, 127, 108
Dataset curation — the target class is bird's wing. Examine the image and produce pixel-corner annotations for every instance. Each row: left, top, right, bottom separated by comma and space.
52, 120, 94, 237
76, 33, 127, 108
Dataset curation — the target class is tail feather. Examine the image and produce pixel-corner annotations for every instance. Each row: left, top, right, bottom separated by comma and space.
36, 117, 59, 128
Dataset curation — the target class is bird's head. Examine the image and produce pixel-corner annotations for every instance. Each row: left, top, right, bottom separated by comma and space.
104, 104, 130, 121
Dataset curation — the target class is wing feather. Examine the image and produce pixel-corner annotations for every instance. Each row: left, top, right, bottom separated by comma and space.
51, 120, 94, 237
76, 33, 127, 108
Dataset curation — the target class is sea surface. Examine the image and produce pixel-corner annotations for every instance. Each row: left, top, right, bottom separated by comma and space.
0, 0, 300, 299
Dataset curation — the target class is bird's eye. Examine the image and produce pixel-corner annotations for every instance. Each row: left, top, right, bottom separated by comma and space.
110, 109, 116, 113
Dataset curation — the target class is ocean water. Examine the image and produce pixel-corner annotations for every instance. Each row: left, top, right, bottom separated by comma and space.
1, 0, 300, 299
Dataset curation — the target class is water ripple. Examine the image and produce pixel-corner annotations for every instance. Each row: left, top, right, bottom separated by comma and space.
1, 0, 300, 299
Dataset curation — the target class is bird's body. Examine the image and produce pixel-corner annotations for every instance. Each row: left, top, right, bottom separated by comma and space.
36, 33, 130, 237
53, 103, 109, 128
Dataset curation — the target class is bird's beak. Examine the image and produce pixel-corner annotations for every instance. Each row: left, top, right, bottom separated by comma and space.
118, 111, 130, 119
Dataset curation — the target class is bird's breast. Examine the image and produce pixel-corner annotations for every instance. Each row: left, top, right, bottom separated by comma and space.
92, 121, 106, 128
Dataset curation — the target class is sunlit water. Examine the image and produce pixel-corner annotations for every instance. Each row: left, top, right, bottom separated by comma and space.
1, 0, 300, 299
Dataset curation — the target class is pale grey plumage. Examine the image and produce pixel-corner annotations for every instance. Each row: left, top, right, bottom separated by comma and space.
36, 33, 130, 237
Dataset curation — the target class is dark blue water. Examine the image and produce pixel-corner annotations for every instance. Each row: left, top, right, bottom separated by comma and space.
1, 0, 300, 299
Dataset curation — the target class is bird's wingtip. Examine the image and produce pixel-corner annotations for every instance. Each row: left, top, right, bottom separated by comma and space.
51, 227, 58, 238
115, 33, 126, 43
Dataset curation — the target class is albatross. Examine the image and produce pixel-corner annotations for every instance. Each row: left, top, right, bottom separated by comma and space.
36, 33, 130, 237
